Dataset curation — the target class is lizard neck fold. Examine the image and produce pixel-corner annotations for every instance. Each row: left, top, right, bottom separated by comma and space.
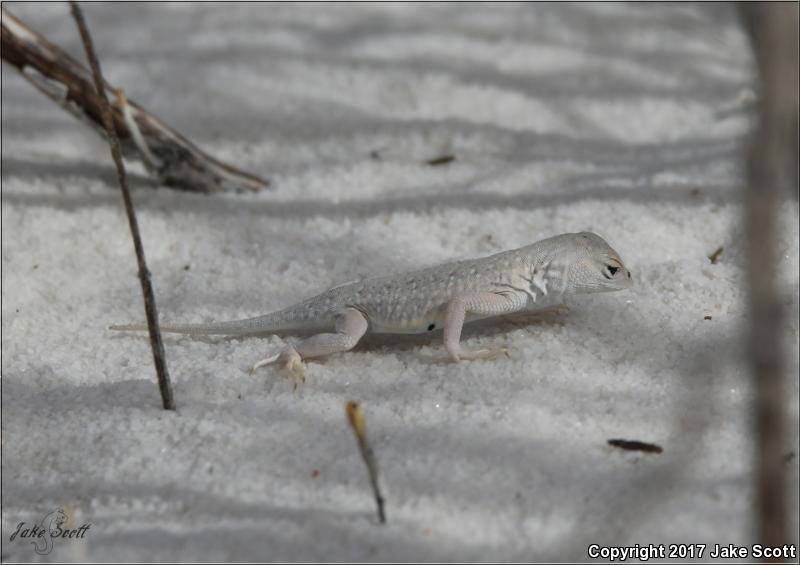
516, 255, 571, 304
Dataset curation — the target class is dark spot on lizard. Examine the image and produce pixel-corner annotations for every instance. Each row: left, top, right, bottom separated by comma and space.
428, 323, 436, 331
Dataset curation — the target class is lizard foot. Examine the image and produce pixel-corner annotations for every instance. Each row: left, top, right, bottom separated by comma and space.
250, 346, 305, 386
283, 351, 306, 388
250, 353, 280, 374
448, 347, 509, 363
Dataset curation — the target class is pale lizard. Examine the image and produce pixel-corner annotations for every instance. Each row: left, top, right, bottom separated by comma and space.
111, 232, 633, 379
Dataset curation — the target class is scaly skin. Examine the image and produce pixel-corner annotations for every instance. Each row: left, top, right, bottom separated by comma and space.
111, 232, 633, 377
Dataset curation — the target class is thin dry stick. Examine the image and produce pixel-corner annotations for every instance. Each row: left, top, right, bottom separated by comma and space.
740, 2, 798, 554
2, 7, 269, 194
346, 401, 386, 524
70, 1, 175, 411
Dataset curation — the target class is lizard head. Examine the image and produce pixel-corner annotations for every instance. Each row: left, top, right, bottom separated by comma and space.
564, 232, 633, 294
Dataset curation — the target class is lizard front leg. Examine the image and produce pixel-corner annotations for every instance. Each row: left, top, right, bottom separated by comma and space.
251, 307, 368, 382
444, 291, 527, 362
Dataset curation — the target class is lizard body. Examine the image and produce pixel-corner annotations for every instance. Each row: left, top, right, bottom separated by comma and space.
111, 232, 633, 376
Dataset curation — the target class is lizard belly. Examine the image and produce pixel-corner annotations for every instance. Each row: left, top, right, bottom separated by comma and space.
366, 306, 492, 334
369, 310, 443, 334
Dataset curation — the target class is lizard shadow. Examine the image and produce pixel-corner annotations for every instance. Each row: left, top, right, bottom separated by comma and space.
355, 308, 570, 359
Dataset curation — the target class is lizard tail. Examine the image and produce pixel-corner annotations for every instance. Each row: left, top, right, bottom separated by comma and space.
110, 316, 287, 336
108, 322, 270, 335
109, 307, 329, 336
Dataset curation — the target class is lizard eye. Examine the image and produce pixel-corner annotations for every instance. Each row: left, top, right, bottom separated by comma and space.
602, 264, 619, 279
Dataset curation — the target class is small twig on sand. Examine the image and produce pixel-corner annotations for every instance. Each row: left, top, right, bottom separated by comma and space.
346, 401, 386, 524
2, 6, 269, 194
70, 1, 175, 410
707, 246, 724, 264
607, 439, 663, 454
426, 154, 456, 166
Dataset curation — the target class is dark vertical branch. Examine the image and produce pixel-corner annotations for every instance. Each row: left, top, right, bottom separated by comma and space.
69, 1, 175, 410
740, 2, 798, 554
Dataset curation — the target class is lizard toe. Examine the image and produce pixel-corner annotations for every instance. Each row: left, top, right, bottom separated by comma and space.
250, 352, 281, 374
459, 347, 509, 361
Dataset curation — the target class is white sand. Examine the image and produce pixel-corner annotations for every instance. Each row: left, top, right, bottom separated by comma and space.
2, 2, 798, 562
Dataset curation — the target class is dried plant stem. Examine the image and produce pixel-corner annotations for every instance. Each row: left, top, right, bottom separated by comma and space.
346, 401, 386, 524
70, 1, 175, 410
2, 6, 269, 193
740, 2, 798, 553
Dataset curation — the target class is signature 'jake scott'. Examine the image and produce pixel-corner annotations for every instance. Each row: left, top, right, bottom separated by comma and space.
9, 510, 91, 556
9, 521, 92, 539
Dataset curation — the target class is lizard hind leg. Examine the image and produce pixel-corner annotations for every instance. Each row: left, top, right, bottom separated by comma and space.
251, 308, 368, 383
